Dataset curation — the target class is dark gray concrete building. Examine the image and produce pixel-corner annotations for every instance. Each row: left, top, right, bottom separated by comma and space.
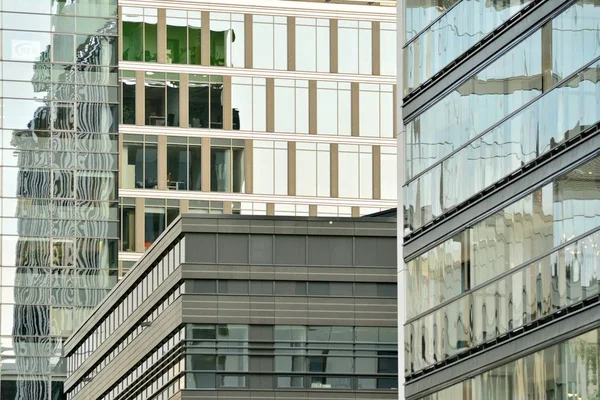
63, 214, 398, 400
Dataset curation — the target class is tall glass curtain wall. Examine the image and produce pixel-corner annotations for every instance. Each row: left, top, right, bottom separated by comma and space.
418, 326, 600, 400
404, 0, 600, 234
0, 0, 119, 399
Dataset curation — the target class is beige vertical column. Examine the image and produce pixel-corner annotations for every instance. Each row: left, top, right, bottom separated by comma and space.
266, 78, 275, 132
180, 199, 190, 214
288, 142, 296, 196
541, 20, 553, 91
266, 203, 275, 216
245, 14, 253, 68
393, 85, 398, 138
118, 6, 123, 62
330, 20, 338, 73
157, 135, 167, 190
309, 81, 317, 134
372, 145, 381, 200
245, 139, 254, 194
287, 17, 296, 71
351, 207, 360, 218
202, 137, 211, 191
372, 21, 381, 76
118, 134, 124, 189
224, 202, 233, 214
201, 11, 211, 66
135, 70, 145, 125
157, 9, 167, 64
351, 83, 360, 136
309, 205, 317, 217
223, 76, 233, 130
135, 197, 145, 253
330, 143, 339, 198
179, 74, 189, 128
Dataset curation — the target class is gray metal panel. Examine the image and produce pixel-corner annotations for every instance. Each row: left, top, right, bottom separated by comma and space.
404, 133, 600, 260
218, 233, 250, 264
187, 233, 217, 263
405, 302, 600, 399
307, 236, 353, 266
274, 235, 307, 265
250, 235, 274, 264
355, 237, 397, 266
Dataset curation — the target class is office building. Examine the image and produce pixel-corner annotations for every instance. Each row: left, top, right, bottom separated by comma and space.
117, 0, 398, 276
63, 214, 398, 399
0, 0, 119, 398
0, 0, 396, 398
400, 0, 600, 398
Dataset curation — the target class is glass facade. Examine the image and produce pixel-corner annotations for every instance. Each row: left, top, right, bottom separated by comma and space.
403, 0, 600, 397
118, 3, 398, 266
418, 326, 600, 400
0, 0, 119, 398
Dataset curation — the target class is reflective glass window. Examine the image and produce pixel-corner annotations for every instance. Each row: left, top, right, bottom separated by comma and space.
405, 0, 535, 93
145, 72, 179, 127
189, 74, 224, 129
167, 136, 202, 191
253, 15, 287, 70
210, 139, 245, 193
296, 143, 330, 197
120, 71, 136, 124
253, 141, 287, 195
122, 8, 157, 62
231, 77, 266, 131
359, 84, 393, 138
120, 198, 136, 252
338, 20, 371, 74
339, 145, 372, 199
295, 18, 330, 72
144, 199, 179, 247
274, 79, 308, 133
405, 31, 542, 179
210, 13, 245, 67
122, 135, 158, 189
380, 23, 397, 76
316, 81, 351, 136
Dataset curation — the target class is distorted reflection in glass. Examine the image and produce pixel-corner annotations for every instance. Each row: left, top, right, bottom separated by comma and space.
405, 30, 542, 180
405, 0, 535, 93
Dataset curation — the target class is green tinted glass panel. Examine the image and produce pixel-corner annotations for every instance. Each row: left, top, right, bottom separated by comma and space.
167, 25, 187, 64
122, 21, 143, 61
189, 27, 202, 65
145, 22, 158, 62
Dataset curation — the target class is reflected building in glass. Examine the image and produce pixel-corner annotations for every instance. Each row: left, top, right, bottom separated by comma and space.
0, 0, 119, 399
116, 0, 398, 274
400, 0, 600, 398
